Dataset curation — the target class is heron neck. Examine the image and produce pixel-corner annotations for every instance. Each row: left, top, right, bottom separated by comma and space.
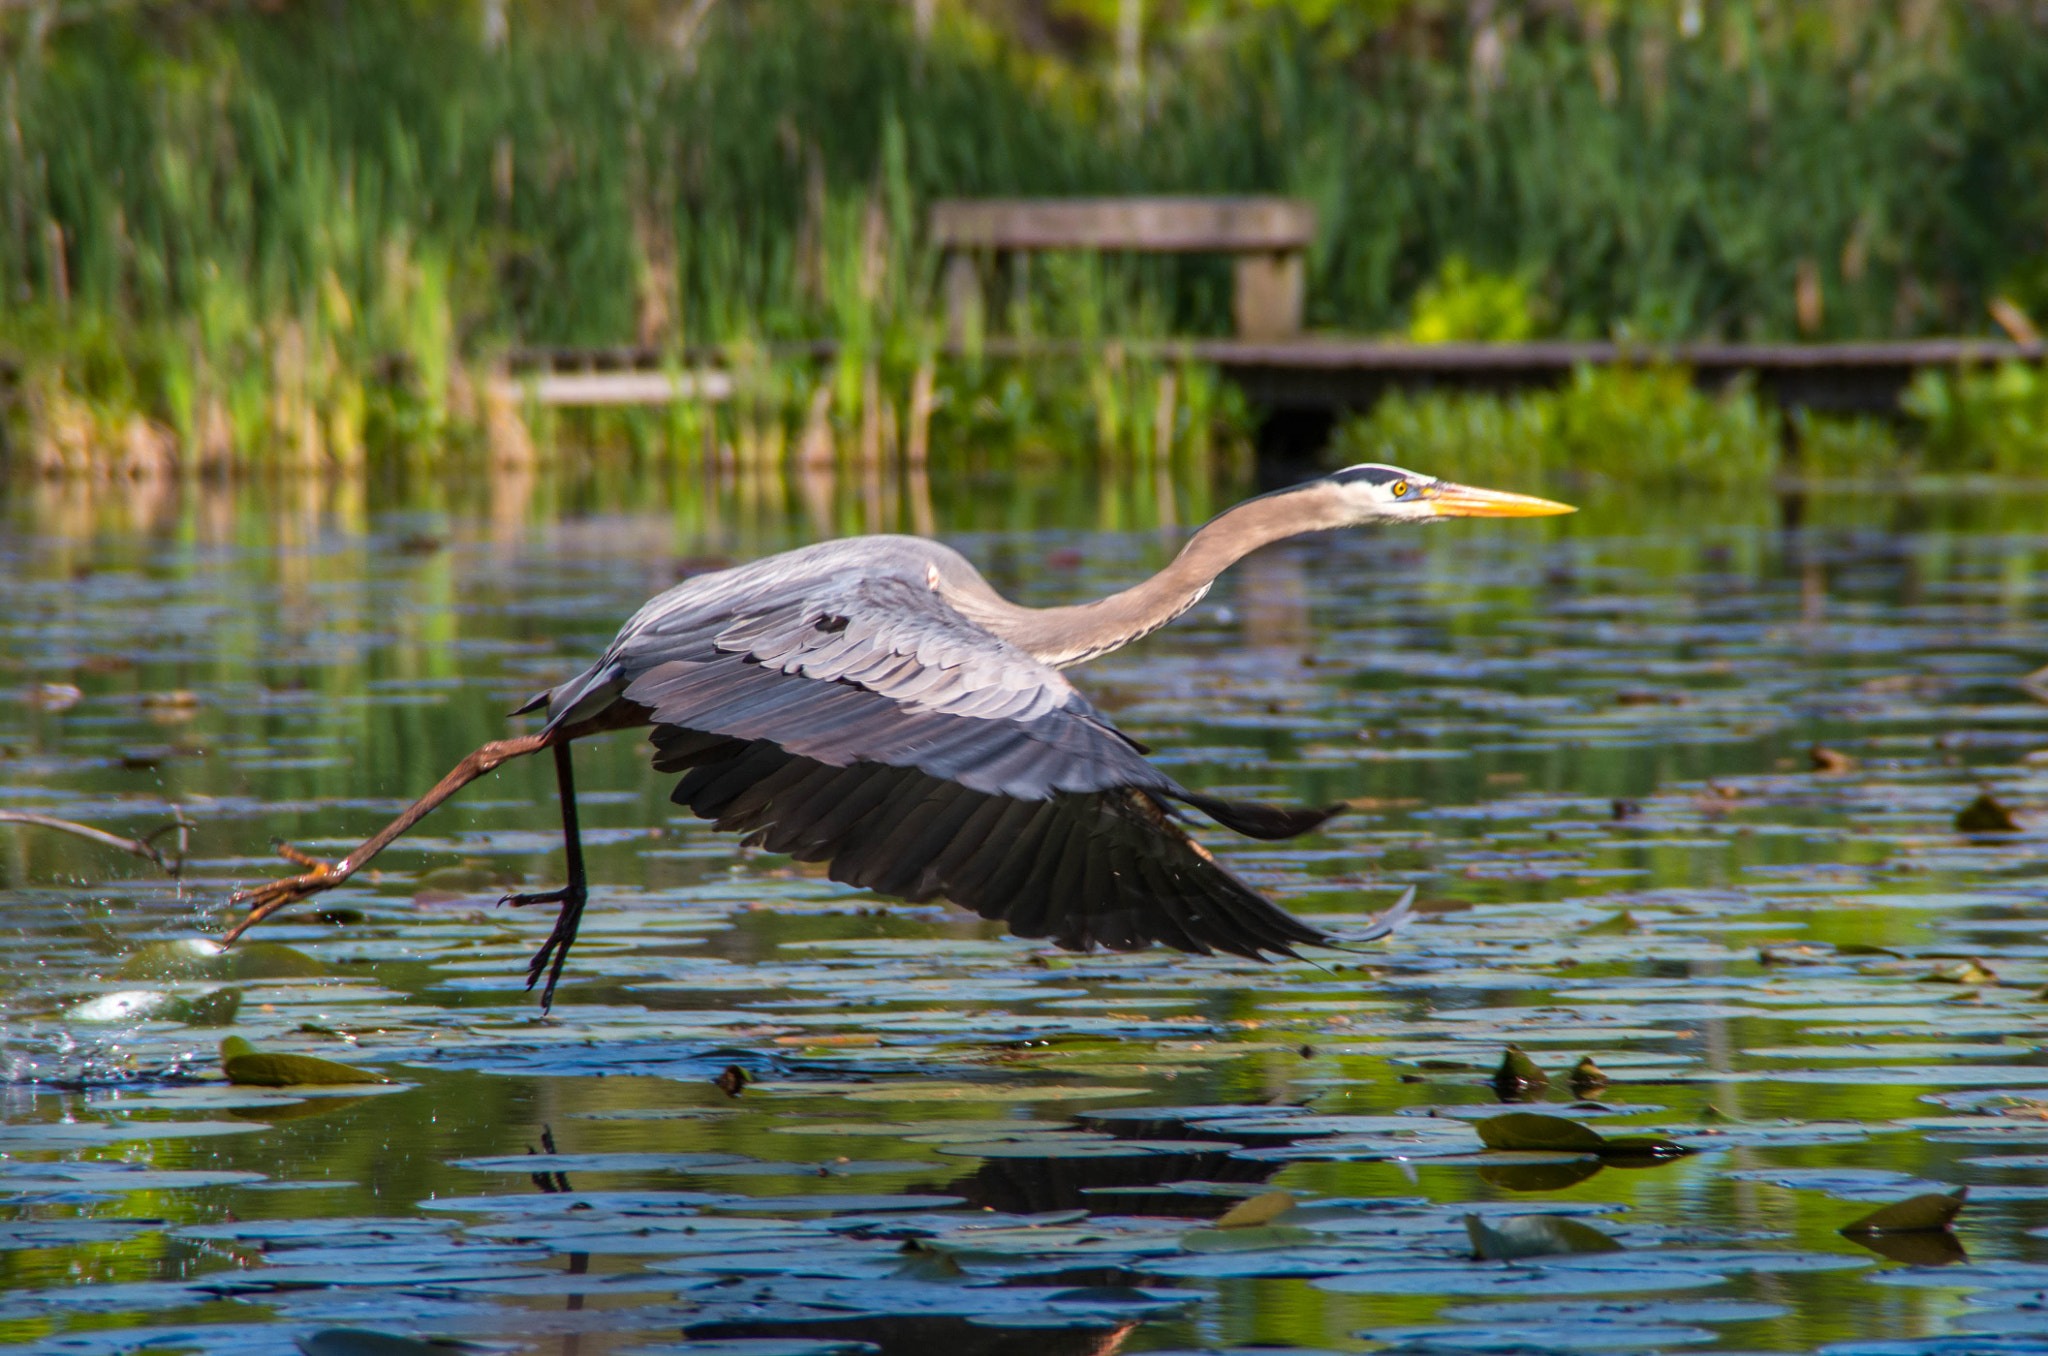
989, 483, 1350, 668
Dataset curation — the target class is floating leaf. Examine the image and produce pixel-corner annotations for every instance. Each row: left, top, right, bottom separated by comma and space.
1568, 1055, 1610, 1098
176, 988, 245, 1025
416, 860, 523, 891
1476, 1113, 1602, 1154
1214, 1191, 1297, 1228
839, 1083, 1148, 1102
1491, 1046, 1550, 1102
120, 938, 229, 979
1476, 1113, 1689, 1160
1921, 959, 1998, 986
1179, 1224, 1318, 1253
1465, 1213, 1624, 1261
1810, 745, 1856, 773
1577, 911, 1641, 936
222, 1038, 386, 1087
123, 938, 329, 981
1315, 1264, 1729, 1297
1957, 793, 2022, 833
297, 1329, 482, 1356
65, 988, 239, 1024
1841, 1187, 1968, 1235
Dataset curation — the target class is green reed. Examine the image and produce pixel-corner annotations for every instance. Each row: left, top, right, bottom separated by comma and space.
2, 0, 2045, 474
1330, 361, 2048, 493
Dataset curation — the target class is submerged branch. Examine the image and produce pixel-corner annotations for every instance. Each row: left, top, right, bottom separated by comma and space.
0, 808, 194, 877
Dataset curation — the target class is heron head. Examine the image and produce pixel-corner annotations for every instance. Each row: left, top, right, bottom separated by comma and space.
1325, 462, 1576, 523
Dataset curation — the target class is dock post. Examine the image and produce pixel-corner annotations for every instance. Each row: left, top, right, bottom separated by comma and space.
1234, 249, 1304, 340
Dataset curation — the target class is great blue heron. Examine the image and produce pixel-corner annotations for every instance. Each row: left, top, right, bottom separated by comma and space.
224, 463, 1571, 1007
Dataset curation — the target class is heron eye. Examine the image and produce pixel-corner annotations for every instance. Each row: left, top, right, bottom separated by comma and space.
1391, 481, 1408, 497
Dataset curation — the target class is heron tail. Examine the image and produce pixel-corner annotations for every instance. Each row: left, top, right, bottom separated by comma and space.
1319, 885, 1418, 950
1171, 789, 1349, 840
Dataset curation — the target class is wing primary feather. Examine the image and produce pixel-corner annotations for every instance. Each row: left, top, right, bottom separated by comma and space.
673, 742, 788, 816
882, 789, 991, 900
944, 799, 1059, 904
724, 752, 842, 829
865, 787, 971, 898
915, 795, 1020, 891
993, 811, 1079, 938
650, 730, 748, 773
1025, 816, 1095, 942
756, 764, 878, 854
1125, 848, 1210, 955
1075, 841, 1136, 949
686, 743, 810, 820
776, 763, 906, 852
826, 768, 944, 884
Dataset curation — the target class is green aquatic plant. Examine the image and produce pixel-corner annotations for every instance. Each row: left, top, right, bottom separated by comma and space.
1330, 364, 1782, 490
1903, 362, 2048, 475
1408, 258, 1545, 343
6, 0, 2048, 470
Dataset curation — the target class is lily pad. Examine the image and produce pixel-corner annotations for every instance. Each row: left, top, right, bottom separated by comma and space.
1312, 1263, 1732, 1297
837, 1083, 1149, 1102
222, 1037, 387, 1086
1475, 1112, 1690, 1159
297, 1328, 485, 1355
123, 938, 330, 980
1465, 1213, 1624, 1260
1957, 793, 2023, 833
1842, 1188, 1969, 1235
1476, 1113, 1604, 1153
1491, 1045, 1552, 1101
1179, 1224, 1320, 1253
1214, 1190, 1298, 1228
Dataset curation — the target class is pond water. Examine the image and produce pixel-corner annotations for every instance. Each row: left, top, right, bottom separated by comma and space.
3, 467, 2048, 1356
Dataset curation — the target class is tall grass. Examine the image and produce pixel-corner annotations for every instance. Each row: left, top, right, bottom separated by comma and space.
2, 0, 2046, 473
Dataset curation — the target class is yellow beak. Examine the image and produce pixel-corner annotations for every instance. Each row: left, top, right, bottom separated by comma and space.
1429, 481, 1577, 518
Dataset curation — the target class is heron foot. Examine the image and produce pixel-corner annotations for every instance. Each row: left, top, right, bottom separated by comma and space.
501, 882, 588, 1011
223, 842, 347, 941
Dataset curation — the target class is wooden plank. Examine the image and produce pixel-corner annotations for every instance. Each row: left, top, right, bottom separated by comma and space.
494, 338, 2045, 413
1189, 338, 2047, 412
929, 196, 1315, 252
1185, 337, 2044, 369
490, 370, 733, 407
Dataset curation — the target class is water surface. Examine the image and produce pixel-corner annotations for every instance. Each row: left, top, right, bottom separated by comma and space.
3, 471, 2047, 1356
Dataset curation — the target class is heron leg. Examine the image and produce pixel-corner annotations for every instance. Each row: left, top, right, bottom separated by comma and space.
222, 732, 557, 944
500, 740, 589, 1012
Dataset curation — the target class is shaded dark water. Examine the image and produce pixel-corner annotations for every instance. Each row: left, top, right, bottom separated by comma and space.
4, 469, 2048, 1356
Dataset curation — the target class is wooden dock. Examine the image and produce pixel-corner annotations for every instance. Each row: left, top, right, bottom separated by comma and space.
504, 336, 2045, 415
1195, 337, 2046, 414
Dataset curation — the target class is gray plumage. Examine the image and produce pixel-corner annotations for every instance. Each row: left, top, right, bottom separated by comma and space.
520, 533, 1357, 958
227, 464, 1570, 1004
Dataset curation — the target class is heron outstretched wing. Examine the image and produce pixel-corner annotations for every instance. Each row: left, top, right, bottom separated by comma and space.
530, 562, 1369, 958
